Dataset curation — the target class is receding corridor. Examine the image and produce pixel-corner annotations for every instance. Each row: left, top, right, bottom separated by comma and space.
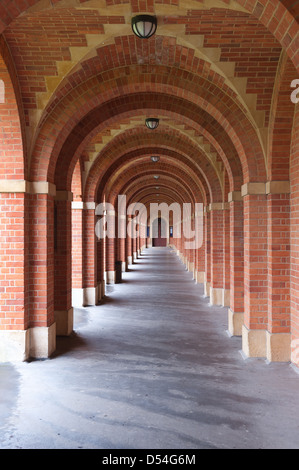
1, 246, 299, 449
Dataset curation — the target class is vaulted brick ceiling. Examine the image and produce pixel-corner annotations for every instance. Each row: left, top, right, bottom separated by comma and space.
2, 0, 299, 206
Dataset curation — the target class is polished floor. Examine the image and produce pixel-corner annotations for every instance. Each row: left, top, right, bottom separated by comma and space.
1, 246, 299, 449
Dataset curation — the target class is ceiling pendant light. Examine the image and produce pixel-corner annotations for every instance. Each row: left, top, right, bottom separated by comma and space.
154, 175, 160, 180
151, 156, 160, 162
145, 118, 159, 130
131, 15, 157, 39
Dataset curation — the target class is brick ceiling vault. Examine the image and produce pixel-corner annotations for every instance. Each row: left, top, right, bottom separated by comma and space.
1, 0, 299, 206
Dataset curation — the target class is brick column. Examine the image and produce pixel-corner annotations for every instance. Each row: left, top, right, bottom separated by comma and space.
266, 182, 291, 362
118, 214, 126, 272
126, 215, 133, 268
71, 201, 84, 306
242, 183, 268, 358
29, 183, 57, 359
195, 225, 205, 284
223, 205, 230, 307
105, 208, 116, 284
83, 203, 98, 305
210, 203, 224, 306
228, 191, 244, 336
204, 207, 211, 297
54, 192, 73, 336
0, 183, 29, 361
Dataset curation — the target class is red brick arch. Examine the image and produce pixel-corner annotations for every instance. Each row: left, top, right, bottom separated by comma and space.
107, 172, 198, 208
84, 127, 223, 204
33, 82, 262, 195
0, 0, 298, 71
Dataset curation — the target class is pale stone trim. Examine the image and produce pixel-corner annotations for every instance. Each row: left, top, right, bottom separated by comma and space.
55, 190, 73, 202
29, 323, 56, 359
209, 202, 229, 211
72, 201, 84, 210
266, 331, 291, 363
28, 181, 56, 196
72, 287, 84, 307
266, 181, 290, 195
195, 271, 205, 284
54, 308, 73, 336
222, 288, 230, 307
0, 325, 57, 362
242, 325, 266, 358
105, 270, 116, 285
83, 286, 98, 306
241, 182, 266, 197
210, 287, 223, 306
228, 191, 242, 202
0, 329, 30, 362
0, 179, 28, 193
84, 202, 96, 210
228, 309, 244, 336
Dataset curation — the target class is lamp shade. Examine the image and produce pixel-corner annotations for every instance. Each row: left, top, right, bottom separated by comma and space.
132, 15, 157, 39
151, 156, 160, 162
145, 118, 159, 129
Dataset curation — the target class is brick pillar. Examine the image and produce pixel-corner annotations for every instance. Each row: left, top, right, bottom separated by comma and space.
71, 201, 84, 306
242, 184, 268, 358
204, 207, 211, 297
118, 214, 126, 272
54, 192, 73, 336
29, 184, 57, 359
223, 205, 230, 307
132, 229, 137, 262
83, 203, 97, 305
228, 192, 244, 336
210, 203, 224, 305
266, 183, 291, 362
97, 236, 105, 299
290, 108, 299, 367
0, 188, 29, 361
195, 222, 205, 284
126, 215, 133, 268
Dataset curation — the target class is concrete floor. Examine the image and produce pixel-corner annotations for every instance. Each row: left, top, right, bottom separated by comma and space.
1, 246, 299, 449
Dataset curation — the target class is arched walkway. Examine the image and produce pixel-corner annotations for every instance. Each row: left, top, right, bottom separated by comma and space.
1, 246, 299, 449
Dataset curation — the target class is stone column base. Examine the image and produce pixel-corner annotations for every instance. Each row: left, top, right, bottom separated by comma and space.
83, 286, 98, 306
188, 261, 194, 274
242, 325, 266, 358
105, 270, 115, 284
222, 289, 230, 307
0, 329, 30, 362
195, 271, 205, 284
127, 256, 133, 266
204, 281, 210, 297
72, 287, 84, 307
228, 309, 244, 336
0, 325, 57, 362
30, 323, 56, 359
266, 331, 291, 362
210, 287, 223, 306
54, 308, 73, 336
121, 261, 126, 272
133, 252, 137, 261
210, 287, 230, 307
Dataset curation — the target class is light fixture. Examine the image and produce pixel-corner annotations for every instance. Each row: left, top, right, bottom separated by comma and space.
154, 175, 160, 180
151, 156, 160, 162
145, 118, 159, 130
131, 15, 157, 39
